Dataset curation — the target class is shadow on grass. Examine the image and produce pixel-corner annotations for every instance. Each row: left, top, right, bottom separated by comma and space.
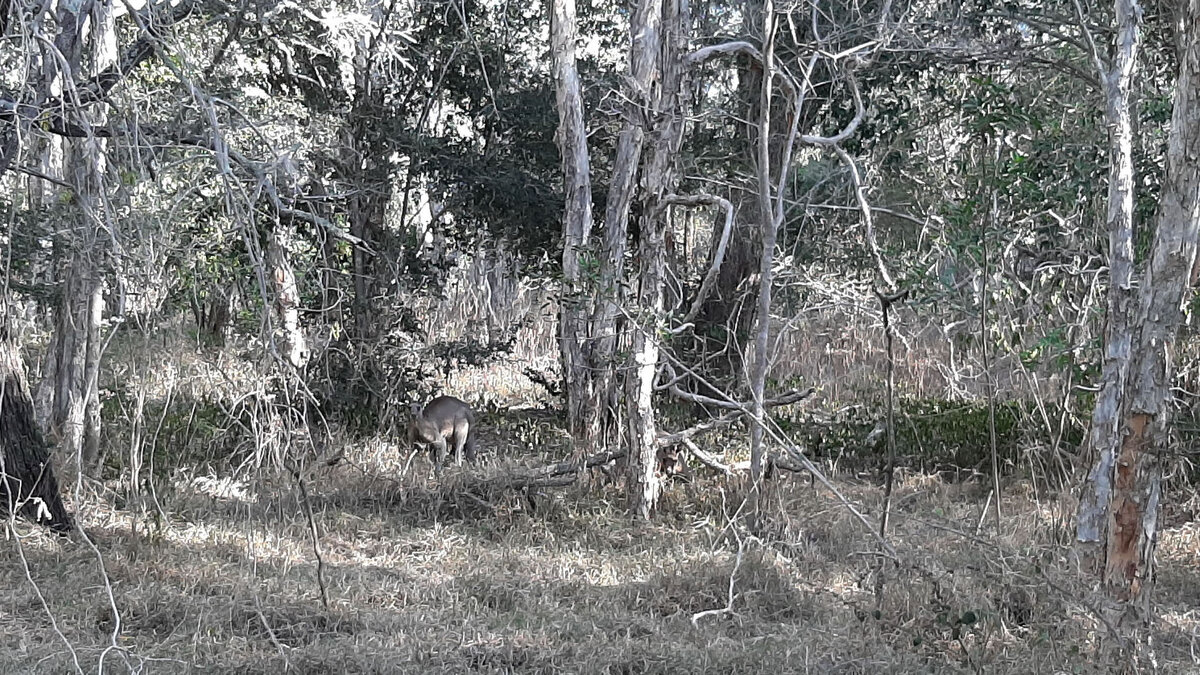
3, 467, 1197, 674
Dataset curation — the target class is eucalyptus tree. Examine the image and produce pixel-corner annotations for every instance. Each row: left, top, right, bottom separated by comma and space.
0, 0, 194, 477
1074, 0, 1200, 665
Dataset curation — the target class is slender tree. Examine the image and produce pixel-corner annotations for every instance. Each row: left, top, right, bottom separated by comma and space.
549, 0, 596, 443
1076, 0, 1142, 559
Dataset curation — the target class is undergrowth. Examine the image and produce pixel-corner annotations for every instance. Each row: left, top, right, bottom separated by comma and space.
3, 414, 1200, 674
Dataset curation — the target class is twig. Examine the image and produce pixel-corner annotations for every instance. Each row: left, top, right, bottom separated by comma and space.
831, 144, 896, 292
7, 523, 84, 675
691, 529, 748, 626
984, 176, 1002, 531
781, 445, 898, 559
255, 599, 291, 667
290, 467, 330, 611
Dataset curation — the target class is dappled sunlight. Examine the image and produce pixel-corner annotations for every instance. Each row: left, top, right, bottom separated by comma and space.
178, 471, 258, 504
5, 449, 1196, 672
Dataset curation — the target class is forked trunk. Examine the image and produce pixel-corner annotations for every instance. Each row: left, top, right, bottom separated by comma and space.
1078, 1, 1200, 667
627, 0, 689, 519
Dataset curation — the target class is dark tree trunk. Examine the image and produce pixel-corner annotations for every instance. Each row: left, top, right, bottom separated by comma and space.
191, 286, 233, 347
1, 335, 74, 534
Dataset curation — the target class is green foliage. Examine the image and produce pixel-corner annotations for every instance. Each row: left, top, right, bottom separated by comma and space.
780, 398, 1084, 477
101, 392, 242, 479
0, 205, 58, 304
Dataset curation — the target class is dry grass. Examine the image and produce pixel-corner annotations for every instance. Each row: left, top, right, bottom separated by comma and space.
4, 434, 1200, 674
8, 263, 1197, 674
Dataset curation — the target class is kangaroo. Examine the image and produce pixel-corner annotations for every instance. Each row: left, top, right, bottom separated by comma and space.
406, 395, 476, 474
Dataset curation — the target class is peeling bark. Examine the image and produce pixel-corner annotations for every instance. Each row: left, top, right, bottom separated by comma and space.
549, 0, 595, 442
1078, 0, 1200, 662
267, 230, 310, 369
1077, 0, 1143, 553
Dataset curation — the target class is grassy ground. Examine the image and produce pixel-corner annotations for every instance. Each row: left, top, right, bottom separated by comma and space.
3, 416, 1199, 675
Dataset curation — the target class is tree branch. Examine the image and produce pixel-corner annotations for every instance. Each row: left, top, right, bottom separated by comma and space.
0, 0, 196, 175
657, 193, 735, 327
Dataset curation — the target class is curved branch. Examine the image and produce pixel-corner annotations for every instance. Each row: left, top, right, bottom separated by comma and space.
683, 41, 763, 68
832, 145, 896, 291
800, 70, 865, 146
657, 193, 735, 327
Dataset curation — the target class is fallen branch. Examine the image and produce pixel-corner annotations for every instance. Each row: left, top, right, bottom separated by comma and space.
469, 449, 627, 491
667, 383, 814, 410
674, 444, 809, 478
680, 438, 734, 475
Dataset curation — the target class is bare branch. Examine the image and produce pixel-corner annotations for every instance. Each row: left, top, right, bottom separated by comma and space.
831, 144, 897, 291
680, 438, 734, 475
800, 70, 865, 146
802, 202, 929, 227
471, 449, 627, 491
171, 135, 372, 251
1069, 1, 1108, 78
779, 444, 897, 558
658, 193, 735, 327
691, 534, 745, 625
666, 379, 814, 411
683, 41, 763, 68
13, 165, 76, 189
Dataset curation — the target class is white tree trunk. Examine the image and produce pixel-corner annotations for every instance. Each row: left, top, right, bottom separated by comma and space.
549, 0, 596, 441
267, 230, 310, 369
1076, 0, 1142, 551
81, 276, 104, 471
1081, 1, 1200, 664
